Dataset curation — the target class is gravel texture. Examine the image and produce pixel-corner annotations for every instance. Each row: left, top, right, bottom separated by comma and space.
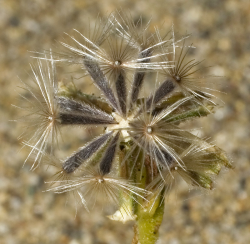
1, 0, 250, 243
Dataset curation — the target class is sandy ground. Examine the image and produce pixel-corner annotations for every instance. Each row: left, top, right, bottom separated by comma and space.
0, 0, 250, 243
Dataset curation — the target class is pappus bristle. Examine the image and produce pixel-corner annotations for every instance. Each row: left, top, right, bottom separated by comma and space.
127, 96, 195, 174
113, 10, 173, 58
50, 16, 113, 64
17, 56, 61, 170
47, 166, 149, 213
112, 11, 176, 108
158, 32, 221, 107
147, 141, 230, 206
94, 35, 138, 116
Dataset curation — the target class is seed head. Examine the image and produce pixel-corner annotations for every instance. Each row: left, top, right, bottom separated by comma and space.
18, 12, 231, 216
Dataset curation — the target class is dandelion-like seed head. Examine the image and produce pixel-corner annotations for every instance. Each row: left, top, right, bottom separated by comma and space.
18, 12, 231, 223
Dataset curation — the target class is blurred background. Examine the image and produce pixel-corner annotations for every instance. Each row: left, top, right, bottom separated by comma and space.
0, 0, 250, 243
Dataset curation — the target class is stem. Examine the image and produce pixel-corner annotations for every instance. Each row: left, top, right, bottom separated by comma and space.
130, 149, 165, 244
133, 193, 165, 244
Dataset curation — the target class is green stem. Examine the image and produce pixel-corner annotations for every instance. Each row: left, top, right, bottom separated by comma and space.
131, 149, 165, 244
133, 194, 165, 244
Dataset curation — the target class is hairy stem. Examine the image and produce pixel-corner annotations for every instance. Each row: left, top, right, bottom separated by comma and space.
129, 148, 165, 244
133, 194, 165, 244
